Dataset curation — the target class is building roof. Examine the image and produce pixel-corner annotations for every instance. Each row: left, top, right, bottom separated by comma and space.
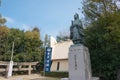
51, 39, 73, 60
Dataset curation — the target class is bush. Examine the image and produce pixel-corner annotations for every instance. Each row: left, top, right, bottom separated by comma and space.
41, 71, 68, 78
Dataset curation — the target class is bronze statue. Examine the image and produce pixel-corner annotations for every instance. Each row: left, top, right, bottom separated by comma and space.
70, 13, 84, 44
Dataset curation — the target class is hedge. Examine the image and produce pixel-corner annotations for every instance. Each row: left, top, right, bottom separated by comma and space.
41, 71, 68, 78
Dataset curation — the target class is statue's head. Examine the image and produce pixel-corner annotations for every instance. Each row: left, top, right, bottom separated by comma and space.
74, 13, 79, 20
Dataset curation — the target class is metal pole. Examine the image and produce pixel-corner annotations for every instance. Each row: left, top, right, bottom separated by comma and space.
11, 42, 14, 61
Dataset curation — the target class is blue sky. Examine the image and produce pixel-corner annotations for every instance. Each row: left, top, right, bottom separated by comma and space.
0, 0, 83, 39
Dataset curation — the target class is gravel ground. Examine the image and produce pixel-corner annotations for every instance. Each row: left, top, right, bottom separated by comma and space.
0, 74, 60, 80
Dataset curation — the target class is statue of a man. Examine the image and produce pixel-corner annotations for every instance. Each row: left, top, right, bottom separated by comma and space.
70, 13, 84, 44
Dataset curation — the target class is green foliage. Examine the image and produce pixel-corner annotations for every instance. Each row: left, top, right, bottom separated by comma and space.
0, 26, 44, 63
56, 36, 69, 42
82, 0, 120, 79
56, 29, 70, 42
84, 12, 120, 80
0, 26, 10, 55
41, 71, 68, 78
43, 34, 50, 47
82, 0, 119, 24
0, 14, 6, 26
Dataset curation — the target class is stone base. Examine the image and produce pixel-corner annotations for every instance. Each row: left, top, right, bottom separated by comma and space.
68, 44, 92, 80
61, 77, 99, 80
92, 77, 99, 80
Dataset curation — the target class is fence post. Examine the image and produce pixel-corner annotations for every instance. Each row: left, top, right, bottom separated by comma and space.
0, 61, 38, 76
5, 64, 9, 78
28, 63, 31, 75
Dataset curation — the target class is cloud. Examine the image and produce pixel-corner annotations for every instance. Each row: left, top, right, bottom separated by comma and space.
4, 16, 15, 23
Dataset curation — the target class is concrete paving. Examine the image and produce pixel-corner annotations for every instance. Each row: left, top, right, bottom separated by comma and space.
31, 78, 60, 80
0, 74, 60, 80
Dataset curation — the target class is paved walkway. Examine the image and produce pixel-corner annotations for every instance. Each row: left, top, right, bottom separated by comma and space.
0, 74, 60, 80
31, 78, 60, 80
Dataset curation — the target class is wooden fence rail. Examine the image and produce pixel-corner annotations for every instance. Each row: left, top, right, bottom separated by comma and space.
0, 61, 38, 76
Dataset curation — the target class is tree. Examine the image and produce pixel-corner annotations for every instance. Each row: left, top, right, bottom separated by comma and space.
84, 12, 120, 80
56, 29, 70, 42
0, 26, 44, 63
82, 0, 119, 24
82, 0, 120, 79
43, 34, 50, 47
0, 14, 6, 26
32, 27, 40, 33
19, 27, 43, 62
0, 26, 10, 57
0, 0, 1, 6
0, 0, 44, 63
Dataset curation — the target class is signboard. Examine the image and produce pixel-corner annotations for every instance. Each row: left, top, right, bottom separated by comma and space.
44, 47, 52, 72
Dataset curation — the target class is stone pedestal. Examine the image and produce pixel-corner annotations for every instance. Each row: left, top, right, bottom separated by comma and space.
68, 45, 92, 80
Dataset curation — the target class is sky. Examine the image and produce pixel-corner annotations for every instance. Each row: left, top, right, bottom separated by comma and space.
0, 0, 83, 39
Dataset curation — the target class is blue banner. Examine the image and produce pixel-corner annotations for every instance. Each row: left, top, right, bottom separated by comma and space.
44, 47, 52, 72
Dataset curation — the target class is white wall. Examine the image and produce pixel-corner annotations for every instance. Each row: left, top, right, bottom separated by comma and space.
51, 59, 68, 72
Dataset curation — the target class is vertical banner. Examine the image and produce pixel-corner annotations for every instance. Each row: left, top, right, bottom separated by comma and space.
7, 61, 13, 77
44, 47, 52, 72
